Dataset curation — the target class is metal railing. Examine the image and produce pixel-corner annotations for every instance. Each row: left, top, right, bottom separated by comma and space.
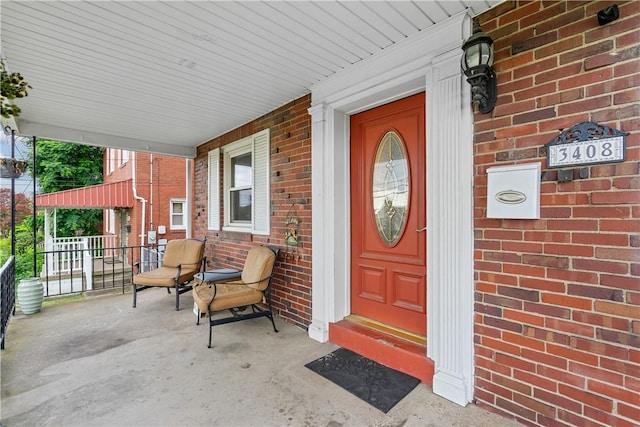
43, 235, 119, 275
39, 244, 158, 297
1, 256, 16, 350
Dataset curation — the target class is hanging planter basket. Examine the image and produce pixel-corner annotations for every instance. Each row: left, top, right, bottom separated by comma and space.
0, 157, 28, 178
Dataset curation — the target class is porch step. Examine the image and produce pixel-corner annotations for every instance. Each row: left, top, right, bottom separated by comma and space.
329, 316, 434, 385
86, 283, 134, 296
91, 274, 133, 289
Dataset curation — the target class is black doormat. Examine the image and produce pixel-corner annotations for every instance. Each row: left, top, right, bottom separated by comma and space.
305, 347, 420, 413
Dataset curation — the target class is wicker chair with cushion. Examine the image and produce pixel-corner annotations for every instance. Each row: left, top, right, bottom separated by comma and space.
132, 238, 206, 311
192, 246, 279, 348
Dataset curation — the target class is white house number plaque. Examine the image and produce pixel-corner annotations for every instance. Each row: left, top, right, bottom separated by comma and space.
548, 136, 624, 168
546, 122, 627, 169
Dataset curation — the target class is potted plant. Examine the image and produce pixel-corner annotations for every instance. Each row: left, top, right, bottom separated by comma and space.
1, 58, 31, 119
0, 156, 28, 178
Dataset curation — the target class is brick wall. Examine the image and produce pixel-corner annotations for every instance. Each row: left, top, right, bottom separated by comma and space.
146, 155, 189, 241
473, 1, 639, 425
105, 151, 189, 247
194, 95, 312, 329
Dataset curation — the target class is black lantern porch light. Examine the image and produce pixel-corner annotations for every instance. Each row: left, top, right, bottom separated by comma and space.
461, 20, 497, 114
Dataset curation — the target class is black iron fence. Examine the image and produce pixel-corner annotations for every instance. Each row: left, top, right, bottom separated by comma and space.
39, 244, 164, 297
1, 256, 17, 350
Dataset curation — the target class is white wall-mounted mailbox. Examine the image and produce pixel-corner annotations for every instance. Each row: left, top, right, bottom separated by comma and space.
487, 162, 541, 219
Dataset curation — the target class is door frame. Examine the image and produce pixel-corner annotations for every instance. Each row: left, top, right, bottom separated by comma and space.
309, 11, 475, 406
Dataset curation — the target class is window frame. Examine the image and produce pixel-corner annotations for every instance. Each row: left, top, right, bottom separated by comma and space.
208, 148, 220, 231
207, 129, 270, 235
107, 148, 115, 174
119, 149, 129, 167
223, 138, 254, 232
170, 199, 187, 230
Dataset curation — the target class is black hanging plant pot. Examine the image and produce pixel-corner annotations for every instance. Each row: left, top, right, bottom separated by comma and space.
1, 59, 32, 178
0, 157, 28, 178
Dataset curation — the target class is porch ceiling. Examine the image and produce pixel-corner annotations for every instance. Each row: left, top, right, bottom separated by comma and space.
1, 1, 500, 158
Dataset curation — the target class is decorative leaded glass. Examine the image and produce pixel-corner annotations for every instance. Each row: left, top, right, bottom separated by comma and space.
372, 131, 409, 246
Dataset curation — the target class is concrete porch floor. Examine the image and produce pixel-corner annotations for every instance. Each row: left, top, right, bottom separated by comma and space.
1, 290, 519, 427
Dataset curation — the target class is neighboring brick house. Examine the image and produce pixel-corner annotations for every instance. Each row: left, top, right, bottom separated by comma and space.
193, 1, 638, 426
103, 148, 191, 249
37, 148, 190, 248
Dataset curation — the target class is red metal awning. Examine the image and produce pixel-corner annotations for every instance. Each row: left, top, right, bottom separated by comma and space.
35, 180, 134, 209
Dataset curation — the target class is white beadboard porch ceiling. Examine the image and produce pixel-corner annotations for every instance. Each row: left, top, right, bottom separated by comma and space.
1, 1, 500, 157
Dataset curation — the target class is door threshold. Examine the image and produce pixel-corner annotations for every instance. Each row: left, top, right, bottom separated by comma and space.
329, 316, 433, 384
345, 315, 426, 346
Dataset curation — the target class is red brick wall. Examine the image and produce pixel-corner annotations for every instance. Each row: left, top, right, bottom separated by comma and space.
145, 155, 189, 241
103, 150, 189, 249
473, 1, 639, 425
194, 95, 312, 329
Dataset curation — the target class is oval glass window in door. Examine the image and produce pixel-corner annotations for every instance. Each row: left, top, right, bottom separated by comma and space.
372, 131, 410, 246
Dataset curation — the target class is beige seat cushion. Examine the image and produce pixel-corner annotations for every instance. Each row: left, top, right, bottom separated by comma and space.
241, 247, 276, 291
133, 266, 196, 287
193, 282, 263, 313
162, 239, 205, 269
132, 239, 205, 287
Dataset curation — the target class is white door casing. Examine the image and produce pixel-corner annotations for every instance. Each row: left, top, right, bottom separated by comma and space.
308, 12, 475, 406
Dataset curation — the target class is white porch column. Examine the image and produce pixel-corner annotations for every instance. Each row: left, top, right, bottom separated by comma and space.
426, 44, 475, 405
308, 103, 350, 343
308, 103, 331, 342
43, 208, 54, 277
185, 158, 192, 239
43, 208, 51, 248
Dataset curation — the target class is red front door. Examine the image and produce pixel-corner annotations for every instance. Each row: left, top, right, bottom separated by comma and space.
350, 93, 427, 336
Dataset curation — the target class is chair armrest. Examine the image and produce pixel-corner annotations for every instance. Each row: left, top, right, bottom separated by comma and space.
134, 259, 163, 274
174, 260, 201, 277
174, 264, 183, 282
238, 274, 273, 287
205, 274, 273, 306
173, 257, 206, 283
205, 280, 245, 306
